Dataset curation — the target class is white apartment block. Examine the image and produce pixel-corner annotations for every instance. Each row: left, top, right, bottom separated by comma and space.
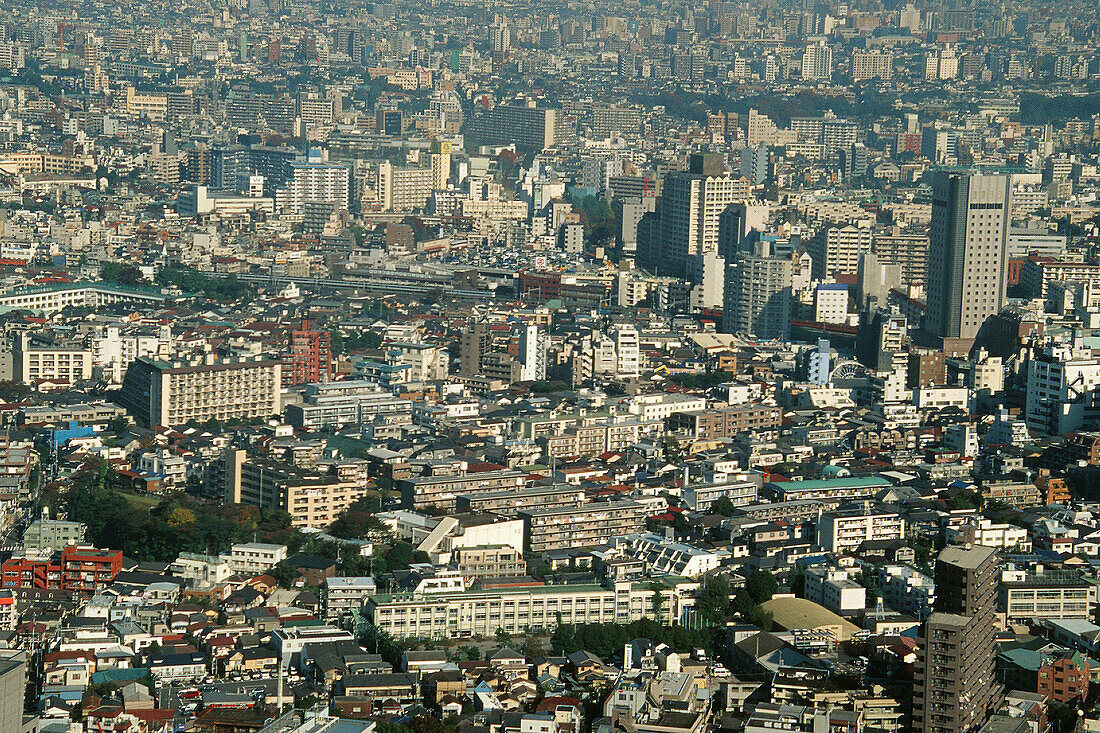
227, 543, 288, 576
1026, 344, 1100, 435
816, 506, 906, 554
803, 567, 866, 613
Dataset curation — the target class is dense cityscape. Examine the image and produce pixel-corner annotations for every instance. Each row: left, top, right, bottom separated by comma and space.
0, 0, 1098, 731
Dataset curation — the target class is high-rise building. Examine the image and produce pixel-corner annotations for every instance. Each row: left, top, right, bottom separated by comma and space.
0, 650, 23, 732
658, 153, 752, 276
374, 161, 434, 212
913, 544, 1002, 733
518, 324, 547, 382
851, 50, 893, 81
809, 223, 873, 280
459, 323, 492, 376
283, 320, 333, 387
723, 239, 792, 339
925, 172, 1011, 352
276, 162, 350, 216
430, 140, 451, 191
801, 40, 833, 80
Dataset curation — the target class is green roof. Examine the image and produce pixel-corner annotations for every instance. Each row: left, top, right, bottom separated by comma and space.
766, 476, 890, 491
91, 668, 150, 685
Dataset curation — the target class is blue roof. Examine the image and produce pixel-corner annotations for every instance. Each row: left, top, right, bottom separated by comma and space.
817, 283, 848, 290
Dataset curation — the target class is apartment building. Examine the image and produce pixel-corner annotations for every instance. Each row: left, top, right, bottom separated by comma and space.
119, 355, 281, 427
815, 504, 906, 555
946, 518, 1031, 551
520, 501, 648, 554
809, 223, 873, 280
453, 546, 526, 579
466, 104, 575, 150
365, 578, 690, 639
683, 475, 760, 511
400, 468, 527, 512
323, 576, 378, 621
227, 542, 288, 575
1, 545, 122, 593
285, 381, 414, 430
12, 333, 92, 386
668, 405, 782, 440
913, 544, 1002, 733
221, 453, 368, 528
541, 418, 662, 459
454, 485, 586, 516
878, 564, 936, 621
765, 476, 891, 502
803, 567, 866, 614
21, 519, 86, 552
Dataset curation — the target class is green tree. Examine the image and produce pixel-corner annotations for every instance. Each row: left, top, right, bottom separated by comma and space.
495, 627, 514, 648
695, 575, 732, 624
745, 570, 778, 604
710, 496, 736, 516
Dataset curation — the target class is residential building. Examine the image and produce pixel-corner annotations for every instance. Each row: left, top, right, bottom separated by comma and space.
723, 239, 793, 339
323, 576, 378, 621
221, 453, 369, 528
12, 333, 93, 386
657, 153, 752, 277
119, 355, 281, 427
815, 505, 906, 555
520, 501, 649, 554
913, 544, 1002, 733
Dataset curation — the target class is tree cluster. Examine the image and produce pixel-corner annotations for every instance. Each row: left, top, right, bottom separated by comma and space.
62, 460, 298, 562
550, 619, 715, 659
155, 265, 254, 300
695, 571, 777, 631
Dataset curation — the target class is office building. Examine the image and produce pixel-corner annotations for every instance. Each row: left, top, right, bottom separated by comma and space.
925, 172, 1011, 352
913, 544, 1002, 733
119, 355, 281, 427
1000, 567, 1094, 625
